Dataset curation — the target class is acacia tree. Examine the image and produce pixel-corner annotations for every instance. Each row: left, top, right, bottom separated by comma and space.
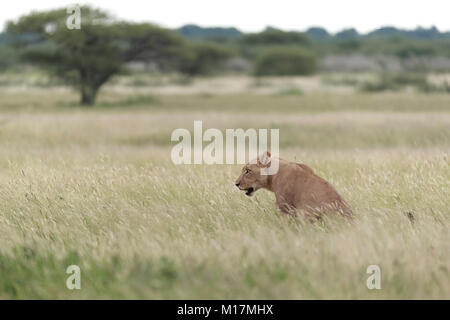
7, 7, 184, 105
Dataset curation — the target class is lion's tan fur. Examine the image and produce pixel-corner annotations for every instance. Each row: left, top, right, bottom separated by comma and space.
235, 155, 353, 220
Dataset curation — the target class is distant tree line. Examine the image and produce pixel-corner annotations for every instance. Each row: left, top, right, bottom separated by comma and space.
177, 24, 450, 42
177, 24, 450, 59
1, 7, 450, 105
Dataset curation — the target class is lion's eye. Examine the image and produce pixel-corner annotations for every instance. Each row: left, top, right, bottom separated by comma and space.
245, 169, 250, 174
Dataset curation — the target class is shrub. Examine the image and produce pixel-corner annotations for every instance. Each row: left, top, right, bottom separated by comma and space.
253, 48, 317, 76
179, 42, 234, 76
0, 45, 18, 71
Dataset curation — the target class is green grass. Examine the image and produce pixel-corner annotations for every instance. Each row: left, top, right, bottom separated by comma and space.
1, 87, 450, 113
0, 84, 448, 299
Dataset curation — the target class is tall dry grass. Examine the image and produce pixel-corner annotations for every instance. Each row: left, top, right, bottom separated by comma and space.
0, 85, 448, 299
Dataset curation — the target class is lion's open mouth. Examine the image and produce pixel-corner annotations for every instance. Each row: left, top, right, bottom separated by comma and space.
245, 187, 254, 196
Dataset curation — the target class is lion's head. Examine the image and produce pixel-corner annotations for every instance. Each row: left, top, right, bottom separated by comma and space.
235, 152, 272, 197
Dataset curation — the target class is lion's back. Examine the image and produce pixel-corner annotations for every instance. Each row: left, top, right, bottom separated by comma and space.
278, 162, 352, 218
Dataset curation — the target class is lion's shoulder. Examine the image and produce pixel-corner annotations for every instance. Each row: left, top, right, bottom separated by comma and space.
295, 163, 314, 174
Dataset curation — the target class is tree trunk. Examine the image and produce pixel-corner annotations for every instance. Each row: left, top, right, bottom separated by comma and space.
80, 86, 98, 106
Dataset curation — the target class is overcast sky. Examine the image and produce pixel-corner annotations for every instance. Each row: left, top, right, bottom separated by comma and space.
2, 0, 450, 33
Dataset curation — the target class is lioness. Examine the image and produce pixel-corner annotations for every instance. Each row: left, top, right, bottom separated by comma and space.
235, 152, 353, 219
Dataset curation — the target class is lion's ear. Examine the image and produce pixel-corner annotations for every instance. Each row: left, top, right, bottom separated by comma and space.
257, 151, 271, 168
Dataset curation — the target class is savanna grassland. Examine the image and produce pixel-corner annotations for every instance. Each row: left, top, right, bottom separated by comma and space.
0, 76, 448, 299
